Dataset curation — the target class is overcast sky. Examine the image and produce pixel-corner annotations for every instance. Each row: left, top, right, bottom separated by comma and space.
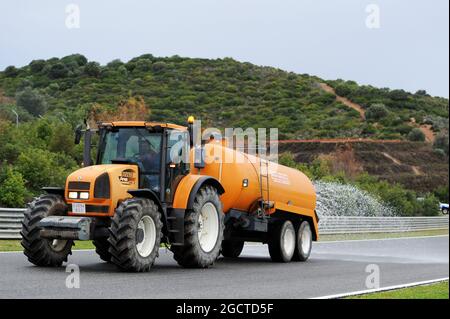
0, 0, 448, 97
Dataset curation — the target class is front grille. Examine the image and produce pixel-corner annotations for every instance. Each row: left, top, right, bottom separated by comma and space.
94, 173, 110, 198
68, 182, 91, 190
68, 204, 109, 214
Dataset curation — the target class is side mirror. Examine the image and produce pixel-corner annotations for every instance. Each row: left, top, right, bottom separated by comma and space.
194, 145, 205, 169
74, 124, 83, 145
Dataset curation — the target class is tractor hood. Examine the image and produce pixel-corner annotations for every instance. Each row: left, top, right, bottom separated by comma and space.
66, 164, 139, 188
65, 164, 139, 216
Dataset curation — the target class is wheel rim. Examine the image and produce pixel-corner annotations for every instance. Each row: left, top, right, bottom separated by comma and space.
136, 216, 157, 258
283, 224, 296, 257
198, 202, 219, 253
301, 224, 312, 255
49, 239, 67, 252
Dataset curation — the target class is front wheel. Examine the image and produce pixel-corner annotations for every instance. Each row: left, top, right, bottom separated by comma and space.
172, 186, 224, 268
108, 198, 162, 272
21, 194, 73, 267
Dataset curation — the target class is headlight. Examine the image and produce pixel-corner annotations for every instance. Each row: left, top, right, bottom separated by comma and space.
79, 192, 90, 200
69, 192, 78, 199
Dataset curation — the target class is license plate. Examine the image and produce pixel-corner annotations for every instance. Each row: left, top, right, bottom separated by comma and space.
72, 203, 86, 214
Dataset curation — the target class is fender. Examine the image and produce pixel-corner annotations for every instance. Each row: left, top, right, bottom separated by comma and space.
172, 175, 225, 210
127, 189, 165, 214
187, 176, 225, 210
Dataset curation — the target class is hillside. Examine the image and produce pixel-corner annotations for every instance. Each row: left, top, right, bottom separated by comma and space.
0, 54, 448, 140
279, 141, 449, 194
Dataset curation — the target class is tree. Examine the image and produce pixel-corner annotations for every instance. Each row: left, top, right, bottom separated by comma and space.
389, 89, 408, 101
29, 60, 46, 74
0, 164, 27, 207
335, 84, 352, 97
61, 54, 88, 66
366, 103, 389, 121
15, 87, 48, 117
48, 63, 69, 79
15, 148, 76, 192
84, 62, 101, 77
433, 133, 449, 155
407, 128, 426, 142
4, 66, 19, 77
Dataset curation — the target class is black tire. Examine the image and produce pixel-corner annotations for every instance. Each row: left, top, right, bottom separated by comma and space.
292, 221, 313, 262
172, 186, 224, 268
221, 240, 244, 258
108, 198, 162, 272
268, 220, 296, 263
20, 194, 73, 267
93, 237, 112, 262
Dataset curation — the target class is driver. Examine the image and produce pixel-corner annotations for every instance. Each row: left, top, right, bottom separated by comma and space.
138, 139, 160, 172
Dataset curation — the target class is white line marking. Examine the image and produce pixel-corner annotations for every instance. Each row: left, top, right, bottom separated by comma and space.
317, 234, 448, 244
313, 277, 449, 299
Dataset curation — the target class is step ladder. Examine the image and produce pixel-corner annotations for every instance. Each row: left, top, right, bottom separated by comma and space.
258, 148, 272, 218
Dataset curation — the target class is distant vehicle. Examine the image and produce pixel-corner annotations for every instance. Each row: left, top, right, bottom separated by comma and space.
440, 203, 449, 215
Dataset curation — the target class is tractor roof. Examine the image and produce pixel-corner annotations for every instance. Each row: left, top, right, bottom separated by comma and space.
99, 121, 187, 131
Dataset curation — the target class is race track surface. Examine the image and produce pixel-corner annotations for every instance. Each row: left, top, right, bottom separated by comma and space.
0, 236, 448, 298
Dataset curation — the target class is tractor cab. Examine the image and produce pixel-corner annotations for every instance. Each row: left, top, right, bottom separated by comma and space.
74, 121, 193, 210
94, 121, 191, 202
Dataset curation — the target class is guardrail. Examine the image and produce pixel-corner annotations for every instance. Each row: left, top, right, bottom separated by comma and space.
0, 208, 26, 239
319, 216, 449, 234
0, 208, 448, 239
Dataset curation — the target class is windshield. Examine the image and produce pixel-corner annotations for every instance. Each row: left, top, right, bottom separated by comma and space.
98, 128, 162, 174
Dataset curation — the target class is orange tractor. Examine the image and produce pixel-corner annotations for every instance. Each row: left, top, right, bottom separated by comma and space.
21, 118, 318, 272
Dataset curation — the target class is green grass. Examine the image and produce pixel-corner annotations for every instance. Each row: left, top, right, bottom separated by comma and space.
349, 281, 449, 299
319, 229, 448, 242
0, 240, 95, 252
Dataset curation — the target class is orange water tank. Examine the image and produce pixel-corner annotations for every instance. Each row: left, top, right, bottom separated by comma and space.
189, 140, 317, 220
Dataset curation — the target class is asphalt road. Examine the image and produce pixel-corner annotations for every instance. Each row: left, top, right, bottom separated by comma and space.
0, 236, 448, 299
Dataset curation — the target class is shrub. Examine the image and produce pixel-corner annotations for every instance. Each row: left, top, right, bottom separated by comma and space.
335, 84, 352, 97
0, 164, 27, 208
29, 60, 46, 74
84, 62, 101, 77
15, 148, 76, 193
433, 133, 449, 155
366, 103, 389, 121
4, 66, 19, 77
407, 128, 426, 142
15, 87, 47, 117
48, 63, 69, 79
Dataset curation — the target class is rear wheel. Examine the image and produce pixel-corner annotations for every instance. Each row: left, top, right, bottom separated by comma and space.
20, 194, 73, 267
172, 186, 224, 268
221, 240, 244, 258
108, 198, 162, 272
292, 221, 312, 262
268, 220, 296, 263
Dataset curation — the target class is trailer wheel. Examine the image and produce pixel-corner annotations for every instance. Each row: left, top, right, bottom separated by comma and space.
108, 198, 162, 272
20, 194, 73, 267
172, 186, 224, 268
221, 240, 244, 258
268, 220, 296, 263
292, 221, 312, 262
93, 237, 112, 262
